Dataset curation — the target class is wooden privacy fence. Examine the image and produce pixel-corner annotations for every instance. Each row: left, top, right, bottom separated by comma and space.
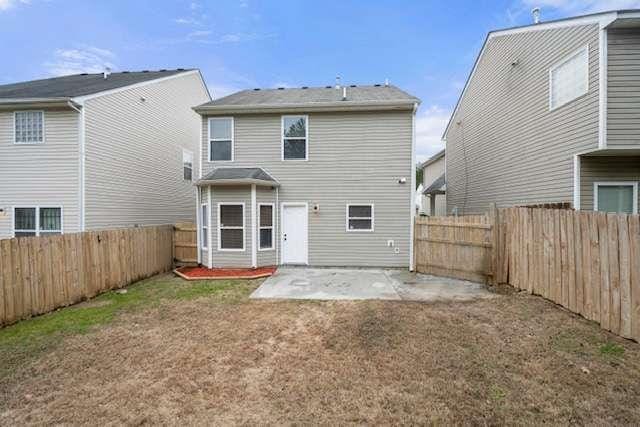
174, 222, 197, 265
499, 208, 640, 342
414, 214, 494, 283
0, 225, 173, 326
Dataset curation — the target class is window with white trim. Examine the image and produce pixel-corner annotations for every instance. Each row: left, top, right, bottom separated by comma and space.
218, 204, 244, 250
282, 115, 307, 160
595, 182, 638, 214
14, 207, 62, 237
183, 149, 193, 181
209, 117, 233, 161
201, 204, 208, 249
259, 204, 274, 250
14, 111, 44, 144
346, 204, 374, 232
550, 46, 589, 110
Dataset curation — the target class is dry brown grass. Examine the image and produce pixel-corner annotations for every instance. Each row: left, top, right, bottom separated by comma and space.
1, 274, 639, 425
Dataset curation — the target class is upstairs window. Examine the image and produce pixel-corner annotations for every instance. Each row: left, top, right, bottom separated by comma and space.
282, 115, 307, 160
549, 46, 589, 110
218, 203, 244, 250
14, 206, 62, 237
183, 149, 193, 181
14, 111, 44, 144
259, 204, 274, 250
209, 117, 233, 161
346, 204, 374, 232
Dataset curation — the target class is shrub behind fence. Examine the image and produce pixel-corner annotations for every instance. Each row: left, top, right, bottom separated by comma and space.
0, 225, 173, 326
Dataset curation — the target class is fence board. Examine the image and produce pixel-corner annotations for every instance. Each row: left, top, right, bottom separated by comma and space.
0, 225, 174, 327
629, 215, 640, 341
618, 215, 632, 339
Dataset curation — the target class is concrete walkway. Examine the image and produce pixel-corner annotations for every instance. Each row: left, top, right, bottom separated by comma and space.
250, 268, 495, 302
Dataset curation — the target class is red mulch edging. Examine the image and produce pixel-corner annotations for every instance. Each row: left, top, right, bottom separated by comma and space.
174, 266, 277, 281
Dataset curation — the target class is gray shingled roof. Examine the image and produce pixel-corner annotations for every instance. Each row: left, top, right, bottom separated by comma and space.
423, 174, 446, 195
195, 85, 419, 112
0, 69, 194, 100
197, 167, 279, 186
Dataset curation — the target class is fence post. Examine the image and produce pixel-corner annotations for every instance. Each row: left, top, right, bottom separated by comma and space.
488, 203, 498, 285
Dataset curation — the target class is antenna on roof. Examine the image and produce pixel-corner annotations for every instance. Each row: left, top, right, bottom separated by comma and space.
335, 75, 341, 89
532, 7, 541, 24
103, 67, 111, 79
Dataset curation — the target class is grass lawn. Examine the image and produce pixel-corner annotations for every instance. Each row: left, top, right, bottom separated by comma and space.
0, 274, 639, 425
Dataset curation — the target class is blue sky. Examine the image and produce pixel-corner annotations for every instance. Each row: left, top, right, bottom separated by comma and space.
1, 0, 639, 161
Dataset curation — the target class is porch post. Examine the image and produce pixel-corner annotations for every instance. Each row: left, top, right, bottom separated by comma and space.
251, 184, 257, 268
208, 186, 213, 268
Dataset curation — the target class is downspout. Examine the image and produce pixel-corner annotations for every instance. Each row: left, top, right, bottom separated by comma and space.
251, 184, 257, 268
68, 101, 86, 232
409, 102, 418, 271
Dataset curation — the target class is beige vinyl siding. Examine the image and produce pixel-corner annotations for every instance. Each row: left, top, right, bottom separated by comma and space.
83, 72, 209, 230
257, 186, 277, 267
210, 186, 252, 268
202, 111, 413, 267
580, 156, 640, 211
0, 109, 80, 239
421, 156, 446, 215
607, 28, 640, 147
446, 25, 600, 214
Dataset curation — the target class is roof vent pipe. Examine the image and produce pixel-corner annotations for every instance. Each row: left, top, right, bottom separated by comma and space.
335, 75, 341, 89
103, 67, 111, 79
342, 87, 347, 101
532, 7, 541, 24
384, 78, 389, 87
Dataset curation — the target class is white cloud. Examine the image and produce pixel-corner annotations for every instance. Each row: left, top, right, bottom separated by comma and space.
0, 0, 29, 11
44, 46, 116, 76
521, 0, 640, 15
188, 30, 212, 38
415, 105, 450, 163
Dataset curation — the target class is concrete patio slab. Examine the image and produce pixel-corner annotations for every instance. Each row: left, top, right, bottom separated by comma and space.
250, 267, 495, 302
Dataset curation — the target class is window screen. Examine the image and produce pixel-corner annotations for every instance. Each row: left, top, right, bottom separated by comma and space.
219, 204, 244, 250
283, 116, 307, 160
209, 118, 233, 161
347, 205, 373, 231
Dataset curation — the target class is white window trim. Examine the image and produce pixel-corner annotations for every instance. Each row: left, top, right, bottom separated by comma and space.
183, 148, 194, 181
217, 202, 245, 251
258, 203, 275, 251
281, 114, 309, 161
11, 205, 63, 237
593, 181, 638, 214
200, 203, 209, 250
13, 110, 45, 144
345, 203, 375, 232
208, 117, 234, 162
549, 45, 590, 111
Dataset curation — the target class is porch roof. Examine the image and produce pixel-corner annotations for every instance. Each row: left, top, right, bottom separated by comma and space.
423, 173, 446, 195
195, 167, 280, 187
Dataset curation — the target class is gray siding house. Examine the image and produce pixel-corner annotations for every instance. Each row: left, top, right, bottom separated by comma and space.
0, 69, 210, 239
420, 149, 446, 216
445, 10, 640, 215
193, 84, 419, 269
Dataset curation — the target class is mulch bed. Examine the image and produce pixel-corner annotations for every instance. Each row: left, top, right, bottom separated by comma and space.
174, 266, 277, 280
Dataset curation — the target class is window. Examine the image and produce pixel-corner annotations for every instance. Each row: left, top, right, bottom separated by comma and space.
282, 115, 307, 160
201, 204, 208, 249
14, 111, 44, 144
183, 149, 193, 181
550, 46, 589, 110
594, 182, 638, 214
259, 204, 274, 250
218, 203, 244, 250
208, 117, 233, 161
13, 206, 62, 237
346, 204, 374, 232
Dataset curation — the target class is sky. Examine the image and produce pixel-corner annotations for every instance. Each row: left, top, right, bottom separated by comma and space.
1, 0, 639, 162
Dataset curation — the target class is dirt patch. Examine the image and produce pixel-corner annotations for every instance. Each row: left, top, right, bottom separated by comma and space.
0, 276, 639, 425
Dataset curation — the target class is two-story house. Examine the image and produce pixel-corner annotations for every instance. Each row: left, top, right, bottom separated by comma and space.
0, 69, 210, 238
444, 9, 640, 215
193, 84, 420, 269
420, 149, 446, 216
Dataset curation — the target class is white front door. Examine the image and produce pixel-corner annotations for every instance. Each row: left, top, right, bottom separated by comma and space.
281, 204, 308, 264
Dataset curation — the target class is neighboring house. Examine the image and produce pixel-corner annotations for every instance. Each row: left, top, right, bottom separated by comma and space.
0, 69, 210, 239
420, 149, 446, 215
444, 10, 640, 215
193, 84, 420, 269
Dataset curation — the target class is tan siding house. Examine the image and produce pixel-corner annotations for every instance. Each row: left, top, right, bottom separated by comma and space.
193, 85, 419, 269
445, 10, 640, 215
420, 149, 446, 215
0, 69, 210, 239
